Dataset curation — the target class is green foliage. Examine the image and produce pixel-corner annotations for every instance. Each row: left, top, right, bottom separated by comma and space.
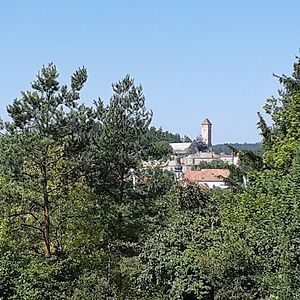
86, 75, 170, 197
3, 56, 300, 300
259, 56, 300, 170
0, 63, 91, 258
193, 160, 228, 170
135, 185, 215, 300
149, 126, 183, 143
149, 126, 194, 143
213, 143, 262, 155
224, 149, 263, 190
207, 151, 300, 299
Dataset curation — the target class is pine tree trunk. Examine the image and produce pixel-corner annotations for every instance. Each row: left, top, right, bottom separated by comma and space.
42, 162, 51, 257
43, 193, 51, 257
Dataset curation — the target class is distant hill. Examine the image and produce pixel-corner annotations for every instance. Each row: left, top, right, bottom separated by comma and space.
213, 142, 262, 155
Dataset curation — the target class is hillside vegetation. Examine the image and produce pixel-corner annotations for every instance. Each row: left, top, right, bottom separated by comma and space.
213, 142, 262, 155
0, 55, 300, 299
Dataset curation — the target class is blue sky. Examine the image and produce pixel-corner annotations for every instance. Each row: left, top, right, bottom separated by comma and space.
1, 0, 300, 143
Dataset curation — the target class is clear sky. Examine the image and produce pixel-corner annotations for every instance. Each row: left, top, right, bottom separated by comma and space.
1, 0, 300, 144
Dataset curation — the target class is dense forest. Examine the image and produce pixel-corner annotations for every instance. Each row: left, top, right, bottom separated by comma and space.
1, 55, 300, 300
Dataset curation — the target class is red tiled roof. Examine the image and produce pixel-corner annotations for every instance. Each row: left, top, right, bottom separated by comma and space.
184, 169, 229, 182
201, 118, 212, 125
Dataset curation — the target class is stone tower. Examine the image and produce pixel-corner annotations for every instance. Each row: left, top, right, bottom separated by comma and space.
201, 118, 212, 147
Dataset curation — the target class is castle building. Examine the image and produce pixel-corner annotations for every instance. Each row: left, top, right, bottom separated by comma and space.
201, 118, 212, 147
165, 118, 238, 187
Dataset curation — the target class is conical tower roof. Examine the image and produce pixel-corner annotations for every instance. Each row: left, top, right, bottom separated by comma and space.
202, 118, 212, 125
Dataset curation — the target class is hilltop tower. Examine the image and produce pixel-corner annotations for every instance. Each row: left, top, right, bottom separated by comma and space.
201, 118, 212, 147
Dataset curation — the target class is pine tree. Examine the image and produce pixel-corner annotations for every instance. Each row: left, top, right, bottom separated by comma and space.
0, 63, 90, 257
